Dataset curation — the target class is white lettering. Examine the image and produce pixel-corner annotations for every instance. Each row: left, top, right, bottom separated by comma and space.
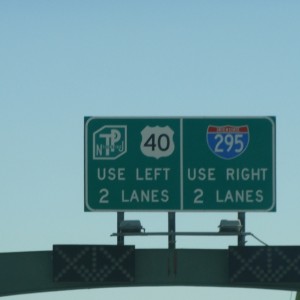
97, 168, 125, 181
193, 189, 204, 204
136, 168, 170, 181
216, 189, 264, 203
187, 168, 216, 181
121, 189, 169, 203
226, 168, 268, 181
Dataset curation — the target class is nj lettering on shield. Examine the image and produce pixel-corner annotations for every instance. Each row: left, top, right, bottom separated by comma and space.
93, 125, 127, 160
207, 125, 249, 160
140, 126, 175, 159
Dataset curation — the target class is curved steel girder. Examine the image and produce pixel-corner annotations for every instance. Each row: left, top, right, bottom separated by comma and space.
0, 249, 298, 296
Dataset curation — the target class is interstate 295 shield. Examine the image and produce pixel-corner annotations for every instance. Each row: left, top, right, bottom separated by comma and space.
207, 125, 249, 160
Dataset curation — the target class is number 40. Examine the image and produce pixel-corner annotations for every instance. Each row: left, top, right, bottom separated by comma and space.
144, 133, 170, 151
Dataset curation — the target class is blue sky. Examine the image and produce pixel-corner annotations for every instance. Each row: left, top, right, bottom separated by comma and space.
1, 1, 300, 299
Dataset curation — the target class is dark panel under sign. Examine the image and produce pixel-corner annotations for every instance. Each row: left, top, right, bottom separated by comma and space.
229, 246, 300, 283
53, 245, 135, 283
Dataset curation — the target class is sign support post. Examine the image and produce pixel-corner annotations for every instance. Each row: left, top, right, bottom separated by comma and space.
168, 212, 176, 249
117, 212, 124, 246
238, 212, 246, 246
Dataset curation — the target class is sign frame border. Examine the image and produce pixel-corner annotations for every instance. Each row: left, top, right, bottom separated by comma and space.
84, 116, 276, 212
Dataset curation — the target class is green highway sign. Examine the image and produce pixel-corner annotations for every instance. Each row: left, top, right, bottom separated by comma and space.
84, 117, 276, 212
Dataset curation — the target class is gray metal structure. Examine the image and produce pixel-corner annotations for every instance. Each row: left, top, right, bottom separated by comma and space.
0, 248, 300, 297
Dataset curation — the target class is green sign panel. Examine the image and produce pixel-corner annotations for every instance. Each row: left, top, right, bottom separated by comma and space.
84, 117, 275, 212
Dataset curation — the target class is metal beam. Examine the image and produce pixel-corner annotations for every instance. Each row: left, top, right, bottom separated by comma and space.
0, 248, 298, 296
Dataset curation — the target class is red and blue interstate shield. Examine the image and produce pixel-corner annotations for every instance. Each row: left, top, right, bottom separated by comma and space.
207, 125, 249, 160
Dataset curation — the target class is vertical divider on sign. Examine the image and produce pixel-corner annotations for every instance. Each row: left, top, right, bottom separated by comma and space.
180, 118, 184, 210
